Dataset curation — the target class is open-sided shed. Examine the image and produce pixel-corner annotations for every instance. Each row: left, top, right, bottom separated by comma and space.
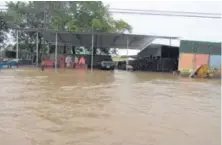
13, 28, 179, 71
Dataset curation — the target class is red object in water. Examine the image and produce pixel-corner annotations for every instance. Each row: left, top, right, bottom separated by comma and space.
78, 57, 86, 65
59, 56, 65, 68
75, 64, 88, 70
44, 60, 54, 68
75, 56, 87, 69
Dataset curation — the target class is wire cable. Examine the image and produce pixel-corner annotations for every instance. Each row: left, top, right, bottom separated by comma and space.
0, 7, 221, 19
109, 10, 221, 19
110, 8, 221, 16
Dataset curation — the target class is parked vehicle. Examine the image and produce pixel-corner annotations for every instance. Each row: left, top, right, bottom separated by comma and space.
100, 61, 115, 70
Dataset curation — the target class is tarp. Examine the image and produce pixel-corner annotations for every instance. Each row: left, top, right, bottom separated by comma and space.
39, 31, 179, 50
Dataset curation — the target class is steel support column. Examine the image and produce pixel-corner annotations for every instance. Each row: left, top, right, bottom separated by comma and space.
91, 32, 94, 71
16, 30, 19, 60
126, 35, 129, 71
55, 33, 58, 72
36, 32, 39, 66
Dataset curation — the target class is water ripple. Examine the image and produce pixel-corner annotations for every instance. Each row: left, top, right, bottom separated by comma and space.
0, 68, 220, 145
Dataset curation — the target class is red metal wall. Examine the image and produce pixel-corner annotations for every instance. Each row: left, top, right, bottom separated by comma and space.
179, 53, 210, 71
194, 54, 209, 68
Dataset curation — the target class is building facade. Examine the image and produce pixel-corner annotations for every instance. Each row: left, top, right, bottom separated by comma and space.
178, 40, 221, 73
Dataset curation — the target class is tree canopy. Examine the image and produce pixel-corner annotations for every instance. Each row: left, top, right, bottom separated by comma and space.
1, 1, 132, 56
0, 11, 9, 49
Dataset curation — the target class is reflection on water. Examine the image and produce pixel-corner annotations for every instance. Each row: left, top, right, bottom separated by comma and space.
0, 68, 220, 145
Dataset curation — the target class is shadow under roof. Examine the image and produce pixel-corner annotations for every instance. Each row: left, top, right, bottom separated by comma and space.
14, 28, 180, 50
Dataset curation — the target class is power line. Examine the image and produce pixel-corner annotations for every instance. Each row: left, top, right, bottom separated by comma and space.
109, 10, 221, 19
0, 7, 221, 19
110, 8, 221, 16
0, 4, 221, 16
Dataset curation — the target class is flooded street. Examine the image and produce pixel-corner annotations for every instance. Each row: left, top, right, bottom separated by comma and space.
0, 68, 220, 145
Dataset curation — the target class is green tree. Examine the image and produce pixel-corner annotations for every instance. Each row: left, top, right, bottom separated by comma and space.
0, 12, 9, 49
4, 1, 132, 56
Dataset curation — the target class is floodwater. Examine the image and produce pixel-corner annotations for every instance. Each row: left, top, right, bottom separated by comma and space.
0, 68, 220, 145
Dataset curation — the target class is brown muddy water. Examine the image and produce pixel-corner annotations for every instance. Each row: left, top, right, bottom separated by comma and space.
0, 68, 220, 145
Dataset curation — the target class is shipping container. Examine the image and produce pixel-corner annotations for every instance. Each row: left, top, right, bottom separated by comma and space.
178, 53, 194, 71
209, 55, 221, 69
194, 54, 209, 68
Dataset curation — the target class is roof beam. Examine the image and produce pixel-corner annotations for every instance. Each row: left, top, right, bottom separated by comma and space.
57, 33, 66, 46
129, 36, 139, 46
76, 34, 82, 46
111, 35, 120, 47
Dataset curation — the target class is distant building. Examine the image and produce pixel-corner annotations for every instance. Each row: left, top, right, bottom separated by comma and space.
178, 40, 221, 73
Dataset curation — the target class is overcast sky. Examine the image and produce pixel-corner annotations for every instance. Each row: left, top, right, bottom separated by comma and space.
106, 2, 222, 41
1, 1, 221, 55
106, 1, 222, 55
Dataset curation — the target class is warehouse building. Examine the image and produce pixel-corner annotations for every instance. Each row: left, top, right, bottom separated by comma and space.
178, 40, 221, 73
